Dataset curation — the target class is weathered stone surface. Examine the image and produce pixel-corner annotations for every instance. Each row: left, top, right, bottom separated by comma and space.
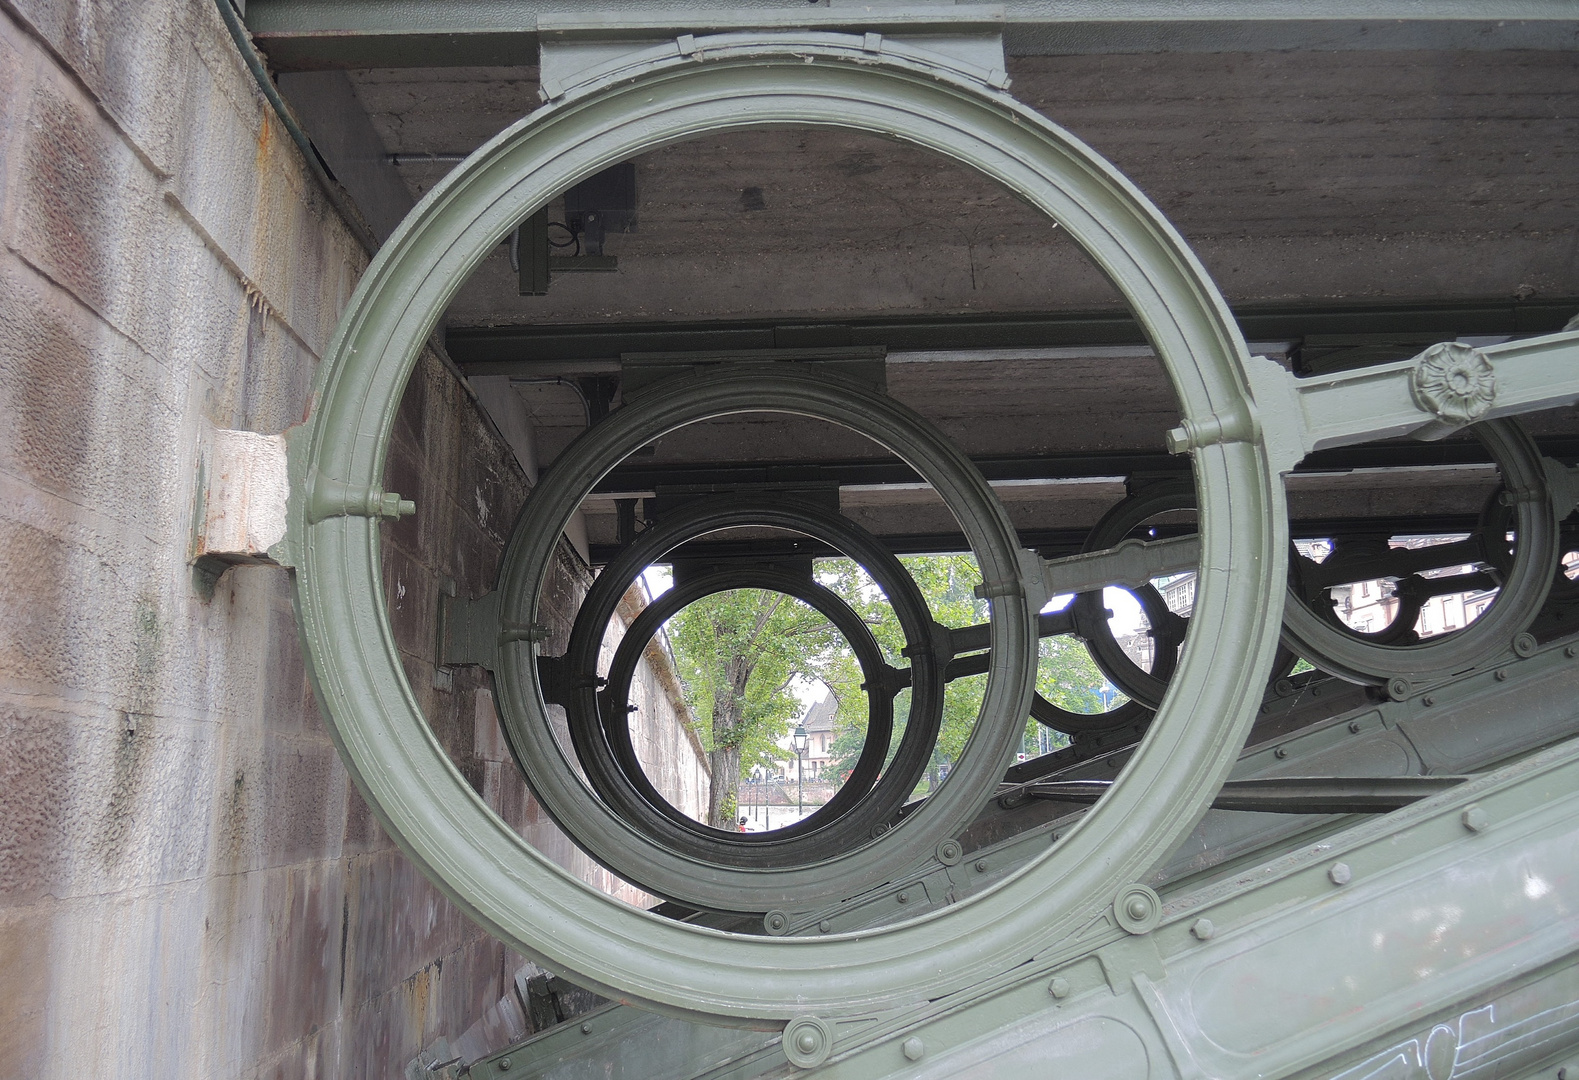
0, 4, 701, 1076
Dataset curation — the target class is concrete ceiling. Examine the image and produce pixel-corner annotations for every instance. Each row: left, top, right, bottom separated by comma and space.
271, 33, 1579, 559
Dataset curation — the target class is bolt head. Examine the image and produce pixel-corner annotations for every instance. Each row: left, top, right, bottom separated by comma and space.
1048, 977, 1071, 999
819, 920, 831, 933
797, 1030, 819, 1054
1191, 917, 1216, 941
902, 1036, 925, 1061
498, 1058, 511, 1072
1274, 746, 1289, 759
1126, 896, 1150, 921
1495, 668, 1510, 682
1462, 805, 1490, 833
974, 859, 988, 873
1329, 862, 1353, 886
1565, 645, 1577, 659
897, 890, 910, 904
581, 1022, 593, 1034
1348, 721, 1362, 734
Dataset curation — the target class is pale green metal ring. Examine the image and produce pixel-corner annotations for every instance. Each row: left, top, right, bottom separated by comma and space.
290, 38, 1286, 1023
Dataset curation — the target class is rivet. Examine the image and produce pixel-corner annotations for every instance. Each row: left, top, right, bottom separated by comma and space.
975, 860, 989, 873
796, 1030, 818, 1054
581, 1022, 593, 1034
498, 1058, 511, 1071
1514, 632, 1538, 658
1387, 677, 1412, 701
1329, 862, 1352, 886
1462, 805, 1490, 833
1348, 721, 1362, 734
1126, 896, 1150, 921
1274, 746, 1289, 759
1495, 668, 1510, 682
902, 1036, 925, 1061
1192, 917, 1216, 941
897, 890, 910, 903
1048, 977, 1070, 998
764, 910, 790, 935
819, 920, 831, 933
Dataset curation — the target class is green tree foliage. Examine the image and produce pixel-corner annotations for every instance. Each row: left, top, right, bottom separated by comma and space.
661, 555, 1119, 826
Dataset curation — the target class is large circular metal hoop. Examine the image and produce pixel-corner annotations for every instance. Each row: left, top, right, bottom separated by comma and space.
289, 38, 1282, 1023
1280, 420, 1555, 685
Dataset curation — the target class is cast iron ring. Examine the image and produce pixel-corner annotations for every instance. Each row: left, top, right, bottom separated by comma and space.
597, 567, 912, 862
555, 494, 944, 868
1281, 419, 1556, 685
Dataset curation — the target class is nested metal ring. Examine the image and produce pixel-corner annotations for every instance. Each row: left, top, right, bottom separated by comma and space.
595, 567, 917, 866
1032, 481, 1192, 733
1280, 419, 1556, 685
491, 367, 1035, 914
557, 494, 942, 871
287, 43, 1279, 1023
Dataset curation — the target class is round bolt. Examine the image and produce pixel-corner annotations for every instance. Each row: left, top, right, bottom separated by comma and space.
1048, 977, 1071, 999
783, 1017, 833, 1069
975, 859, 989, 873
1191, 917, 1216, 941
819, 920, 832, 933
764, 910, 790, 935
1329, 862, 1353, 886
581, 1022, 593, 1034
1514, 632, 1539, 658
1387, 677, 1412, 702
498, 1058, 511, 1072
935, 839, 963, 866
902, 1036, 925, 1061
1348, 721, 1362, 734
1275, 678, 1294, 696
897, 890, 911, 904
1114, 883, 1162, 934
872, 822, 890, 837
1462, 805, 1490, 833
1495, 668, 1510, 682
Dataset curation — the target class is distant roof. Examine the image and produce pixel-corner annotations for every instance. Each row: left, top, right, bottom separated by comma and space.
801, 695, 836, 733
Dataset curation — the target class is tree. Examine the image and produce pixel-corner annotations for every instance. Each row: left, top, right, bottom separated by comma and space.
661, 555, 1118, 826
664, 588, 846, 827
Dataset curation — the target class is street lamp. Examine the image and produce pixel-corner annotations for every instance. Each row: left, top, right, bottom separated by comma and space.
792, 724, 808, 822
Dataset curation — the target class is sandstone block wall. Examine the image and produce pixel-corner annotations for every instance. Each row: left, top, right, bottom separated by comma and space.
0, 2, 705, 1076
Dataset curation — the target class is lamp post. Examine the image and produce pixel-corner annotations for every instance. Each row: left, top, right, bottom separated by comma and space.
792, 724, 808, 823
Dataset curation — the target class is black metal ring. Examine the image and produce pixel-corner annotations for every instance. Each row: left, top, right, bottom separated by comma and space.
557, 494, 945, 867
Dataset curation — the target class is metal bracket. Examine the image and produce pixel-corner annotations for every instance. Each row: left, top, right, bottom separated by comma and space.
1198, 330, 1579, 475
306, 471, 415, 523
441, 589, 503, 670
1039, 535, 1200, 599
538, 8, 1010, 103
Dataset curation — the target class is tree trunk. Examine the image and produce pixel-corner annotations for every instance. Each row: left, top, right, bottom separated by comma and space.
705, 653, 753, 828
707, 745, 742, 828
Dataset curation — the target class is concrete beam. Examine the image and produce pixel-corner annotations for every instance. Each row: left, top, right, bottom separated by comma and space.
244, 0, 1579, 69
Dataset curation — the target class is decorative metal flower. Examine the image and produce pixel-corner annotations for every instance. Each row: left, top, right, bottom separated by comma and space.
1410, 342, 1497, 425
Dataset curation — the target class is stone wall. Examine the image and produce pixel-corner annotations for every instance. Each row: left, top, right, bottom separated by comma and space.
0, 2, 704, 1077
